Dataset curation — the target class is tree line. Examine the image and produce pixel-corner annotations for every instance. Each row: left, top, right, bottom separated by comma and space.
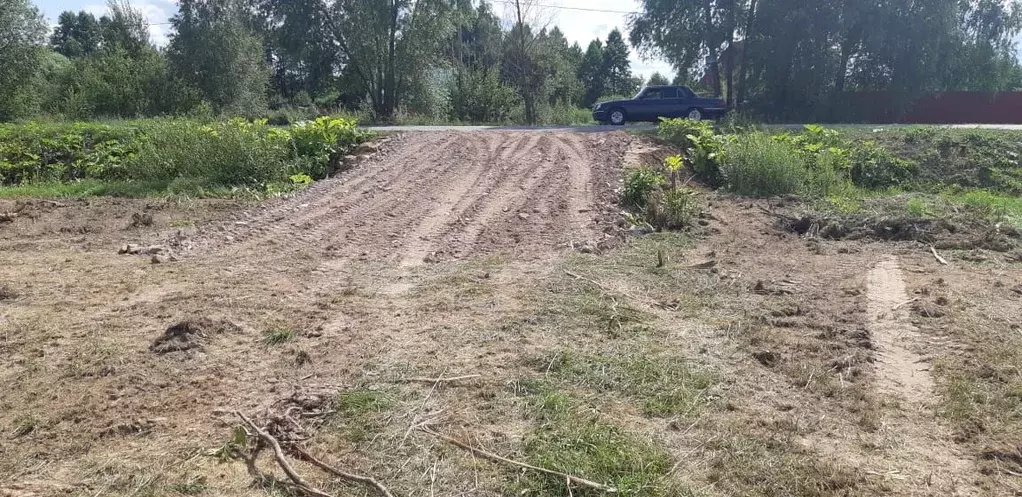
1, 0, 1020, 123
630, 0, 1022, 120
0, 0, 646, 123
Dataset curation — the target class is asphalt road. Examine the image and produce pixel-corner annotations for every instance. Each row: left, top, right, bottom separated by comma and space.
365, 123, 1022, 133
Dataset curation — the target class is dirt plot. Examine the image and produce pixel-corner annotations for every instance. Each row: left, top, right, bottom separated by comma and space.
1, 131, 1021, 497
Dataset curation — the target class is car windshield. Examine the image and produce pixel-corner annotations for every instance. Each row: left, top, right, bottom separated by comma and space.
633, 88, 646, 99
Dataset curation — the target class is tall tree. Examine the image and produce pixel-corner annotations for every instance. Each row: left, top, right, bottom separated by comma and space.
323, 0, 457, 119
257, 0, 337, 100
630, 0, 745, 98
602, 29, 634, 96
647, 71, 670, 86
0, 0, 47, 120
168, 0, 270, 115
51, 11, 103, 57
578, 39, 604, 106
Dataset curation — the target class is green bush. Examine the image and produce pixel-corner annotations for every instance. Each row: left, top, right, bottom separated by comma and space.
0, 116, 371, 195
644, 187, 699, 230
719, 132, 807, 196
623, 167, 665, 208
658, 118, 728, 186
849, 140, 917, 189
0, 122, 141, 184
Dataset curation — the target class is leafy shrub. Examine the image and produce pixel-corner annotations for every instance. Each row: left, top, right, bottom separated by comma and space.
623, 167, 665, 208
0, 122, 141, 184
719, 132, 807, 196
0, 116, 371, 195
644, 187, 699, 230
659, 118, 728, 186
849, 141, 917, 189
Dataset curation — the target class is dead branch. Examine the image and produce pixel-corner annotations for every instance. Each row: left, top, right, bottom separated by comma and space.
235, 411, 332, 497
420, 427, 617, 493
930, 245, 949, 265
398, 374, 481, 384
291, 446, 397, 497
563, 270, 648, 306
891, 297, 920, 311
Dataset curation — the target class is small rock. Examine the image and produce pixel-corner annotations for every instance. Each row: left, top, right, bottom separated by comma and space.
518, 213, 529, 220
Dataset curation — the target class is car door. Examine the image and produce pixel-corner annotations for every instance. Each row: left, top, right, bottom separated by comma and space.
637, 88, 662, 121
657, 87, 681, 118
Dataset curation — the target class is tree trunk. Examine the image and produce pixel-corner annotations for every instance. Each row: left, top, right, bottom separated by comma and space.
724, 0, 736, 109
514, 0, 536, 124
383, 0, 400, 118
703, 0, 722, 97
835, 23, 861, 92
735, 0, 757, 108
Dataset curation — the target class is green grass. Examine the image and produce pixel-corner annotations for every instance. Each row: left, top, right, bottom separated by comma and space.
705, 430, 866, 496
334, 388, 395, 443
540, 351, 714, 417
520, 388, 680, 496
718, 132, 808, 196
262, 328, 297, 346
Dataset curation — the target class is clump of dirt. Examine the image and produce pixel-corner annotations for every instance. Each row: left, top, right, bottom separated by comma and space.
128, 212, 154, 228
0, 285, 17, 301
783, 212, 1021, 251
752, 350, 781, 367
149, 317, 240, 354
912, 299, 949, 318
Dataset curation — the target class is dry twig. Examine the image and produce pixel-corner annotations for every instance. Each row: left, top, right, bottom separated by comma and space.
930, 245, 949, 265
398, 374, 481, 384
891, 297, 920, 311
291, 445, 397, 497
420, 427, 617, 493
235, 411, 332, 497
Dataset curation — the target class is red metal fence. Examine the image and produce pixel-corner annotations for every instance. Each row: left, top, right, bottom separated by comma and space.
829, 91, 1022, 124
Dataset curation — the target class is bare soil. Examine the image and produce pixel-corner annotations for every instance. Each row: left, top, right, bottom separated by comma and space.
1, 131, 1020, 497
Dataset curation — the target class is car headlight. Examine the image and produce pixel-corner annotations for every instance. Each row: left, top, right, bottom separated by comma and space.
594, 103, 603, 110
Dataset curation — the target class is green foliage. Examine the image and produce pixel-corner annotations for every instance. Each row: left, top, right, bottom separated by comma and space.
521, 389, 677, 496
545, 351, 714, 417
602, 29, 636, 97
0, 0, 48, 121
448, 68, 519, 123
262, 328, 296, 346
168, 0, 269, 116
0, 117, 370, 196
719, 133, 807, 196
623, 167, 665, 208
644, 188, 699, 230
849, 140, 917, 189
659, 118, 728, 186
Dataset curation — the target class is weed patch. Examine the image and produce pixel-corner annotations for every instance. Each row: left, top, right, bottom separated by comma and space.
262, 328, 297, 346
520, 389, 679, 496
706, 430, 868, 496
334, 388, 395, 443
538, 351, 714, 417
0, 117, 372, 197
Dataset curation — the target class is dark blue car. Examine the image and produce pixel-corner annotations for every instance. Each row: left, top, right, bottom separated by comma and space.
592, 86, 726, 125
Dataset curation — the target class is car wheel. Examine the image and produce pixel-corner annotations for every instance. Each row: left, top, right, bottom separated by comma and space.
610, 109, 626, 126
686, 108, 704, 121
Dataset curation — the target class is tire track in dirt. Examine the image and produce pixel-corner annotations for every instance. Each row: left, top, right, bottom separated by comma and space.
321, 132, 543, 266
183, 131, 629, 280
404, 134, 557, 264
865, 256, 978, 494
207, 134, 467, 256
